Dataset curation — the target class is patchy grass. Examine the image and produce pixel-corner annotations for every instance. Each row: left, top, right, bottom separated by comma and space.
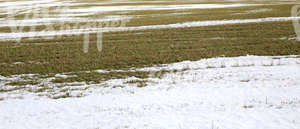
51, 71, 150, 84
126, 79, 148, 87
6, 80, 40, 86
50, 92, 73, 99
0, 4, 292, 32
0, 85, 25, 92
125, 4, 292, 26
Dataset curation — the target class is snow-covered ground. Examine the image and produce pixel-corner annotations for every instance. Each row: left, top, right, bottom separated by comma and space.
1, 55, 300, 129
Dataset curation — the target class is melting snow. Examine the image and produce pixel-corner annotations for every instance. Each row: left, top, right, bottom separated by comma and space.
233, 8, 273, 15
65, 4, 256, 13
0, 55, 300, 129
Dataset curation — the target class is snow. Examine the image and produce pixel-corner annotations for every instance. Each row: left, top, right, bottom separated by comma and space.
65, 4, 256, 13
12, 62, 25, 65
233, 8, 273, 15
54, 74, 69, 78
0, 0, 57, 7
114, 16, 300, 32
0, 16, 132, 27
0, 55, 300, 129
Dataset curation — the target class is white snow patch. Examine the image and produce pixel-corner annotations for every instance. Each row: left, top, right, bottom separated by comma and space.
234, 8, 273, 15
65, 4, 256, 13
12, 62, 24, 65
0, 16, 132, 27
54, 74, 69, 79
0, 0, 57, 7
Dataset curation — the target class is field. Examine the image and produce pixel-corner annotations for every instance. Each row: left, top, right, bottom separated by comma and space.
0, 0, 300, 129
